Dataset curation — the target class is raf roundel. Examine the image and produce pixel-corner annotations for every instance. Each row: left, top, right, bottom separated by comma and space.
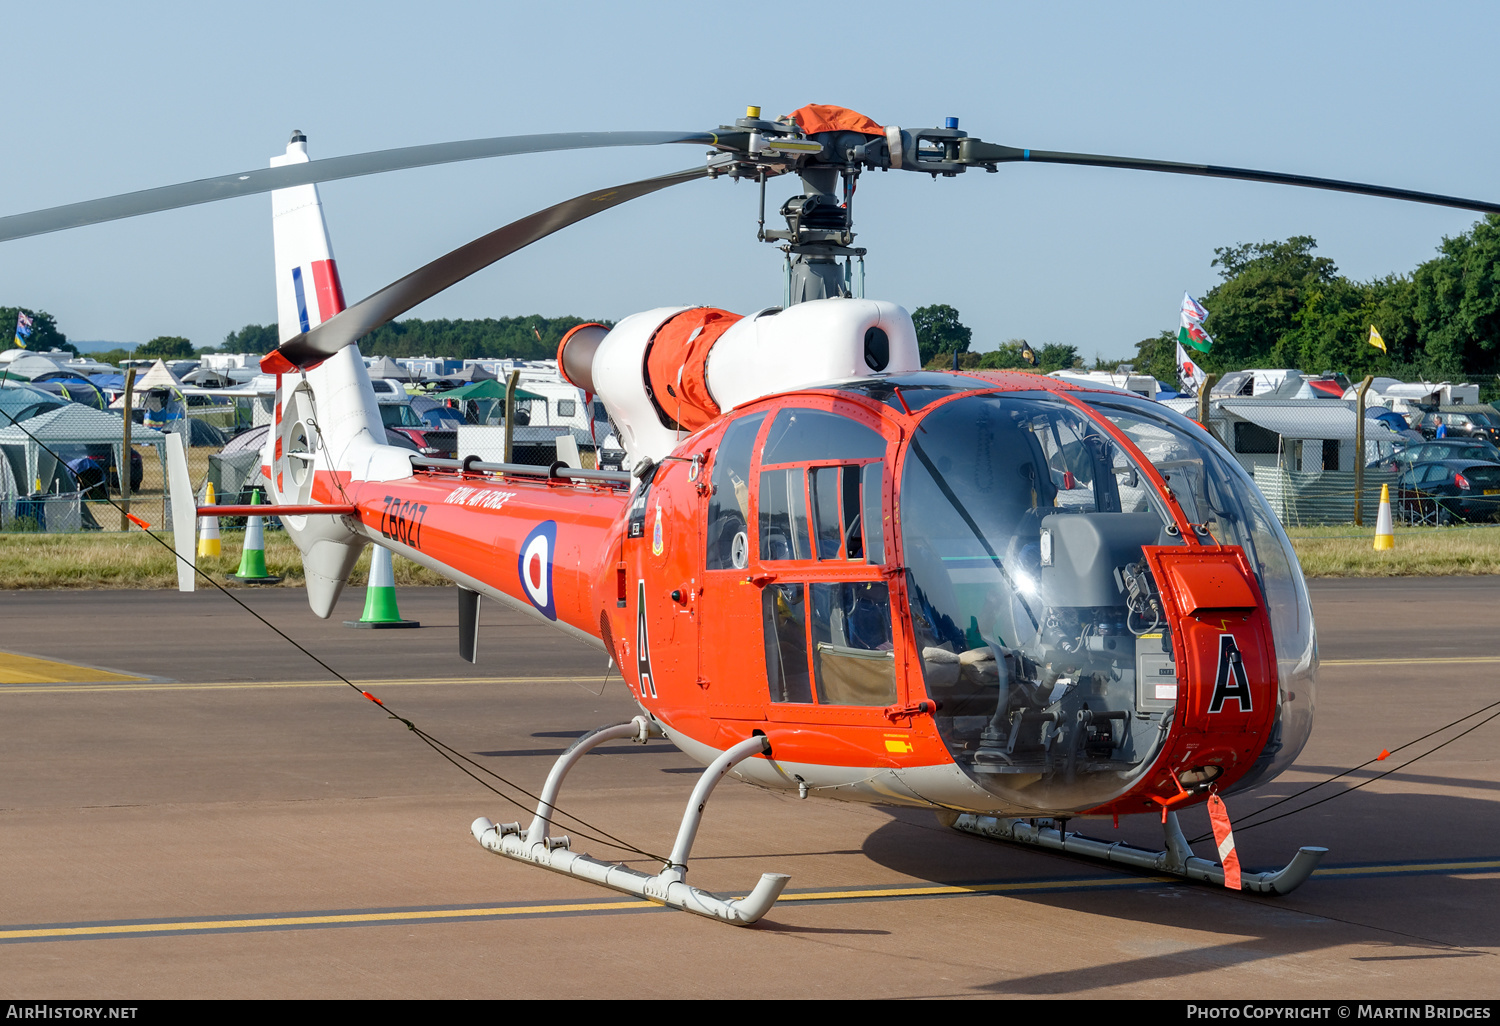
517, 521, 557, 620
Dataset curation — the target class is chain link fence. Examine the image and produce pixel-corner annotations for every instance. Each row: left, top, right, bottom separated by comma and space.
1168, 390, 1500, 529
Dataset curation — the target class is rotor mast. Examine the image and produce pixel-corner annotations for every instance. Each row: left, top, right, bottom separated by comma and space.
710, 106, 976, 305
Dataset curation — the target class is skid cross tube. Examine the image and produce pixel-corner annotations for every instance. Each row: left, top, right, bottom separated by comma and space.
471, 722, 789, 925
947, 811, 1327, 895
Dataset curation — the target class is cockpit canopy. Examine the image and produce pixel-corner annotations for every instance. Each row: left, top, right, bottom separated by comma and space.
701, 377, 1315, 813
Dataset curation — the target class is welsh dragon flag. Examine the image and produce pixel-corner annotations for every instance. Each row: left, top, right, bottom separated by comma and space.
1177, 340, 1207, 396
1178, 292, 1213, 354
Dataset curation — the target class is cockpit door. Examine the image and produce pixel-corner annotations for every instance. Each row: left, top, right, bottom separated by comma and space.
697, 411, 770, 719
744, 400, 909, 729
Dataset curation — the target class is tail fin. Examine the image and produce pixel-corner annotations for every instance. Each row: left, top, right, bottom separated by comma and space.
264, 131, 399, 617
270, 131, 347, 343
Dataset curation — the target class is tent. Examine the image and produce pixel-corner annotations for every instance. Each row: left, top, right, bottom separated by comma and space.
443, 379, 541, 402
182, 367, 235, 386
0, 383, 68, 426
27, 374, 107, 410
109, 359, 188, 431
441, 364, 499, 383
1, 352, 74, 381
0, 404, 166, 497
366, 356, 412, 381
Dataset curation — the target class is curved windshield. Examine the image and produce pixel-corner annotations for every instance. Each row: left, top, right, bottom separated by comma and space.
900, 393, 1180, 812
1081, 394, 1317, 792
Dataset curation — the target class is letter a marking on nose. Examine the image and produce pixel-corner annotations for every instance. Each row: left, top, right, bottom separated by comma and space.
1208, 633, 1253, 713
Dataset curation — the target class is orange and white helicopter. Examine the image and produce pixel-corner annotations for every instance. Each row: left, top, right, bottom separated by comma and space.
7, 105, 1500, 925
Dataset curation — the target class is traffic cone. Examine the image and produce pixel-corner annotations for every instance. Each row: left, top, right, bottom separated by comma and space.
344, 545, 420, 629
1373, 483, 1395, 551
197, 482, 221, 558
229, 489, 282, 583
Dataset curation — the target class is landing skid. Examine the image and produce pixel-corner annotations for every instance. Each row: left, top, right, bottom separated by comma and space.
471, 717, 789, 926
944, 811, 1327, 895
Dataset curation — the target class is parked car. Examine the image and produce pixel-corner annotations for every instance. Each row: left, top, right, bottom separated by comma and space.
1395, 459, 1500, 524
1408, 406, 1500, 446
1370, 438, 1500, 473
378, 401, 456, 457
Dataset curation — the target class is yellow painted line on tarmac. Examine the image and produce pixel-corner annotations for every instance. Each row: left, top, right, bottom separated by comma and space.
0, 877, 1166, 943
0, 651, 146, 684
8, 857, 1500, 943
0, 675, 584, 696
0, 900, 654, 942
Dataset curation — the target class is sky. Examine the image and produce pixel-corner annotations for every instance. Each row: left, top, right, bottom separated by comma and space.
3, 1, 1499, 361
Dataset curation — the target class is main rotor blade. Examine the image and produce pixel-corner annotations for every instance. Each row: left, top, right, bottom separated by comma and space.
0, 131, 715, 244
274, 165, 709, 369
962, 141, 1500, 215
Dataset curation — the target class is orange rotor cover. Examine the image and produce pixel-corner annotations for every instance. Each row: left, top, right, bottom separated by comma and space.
644, 307, 741, 431
787, 105, 885, 136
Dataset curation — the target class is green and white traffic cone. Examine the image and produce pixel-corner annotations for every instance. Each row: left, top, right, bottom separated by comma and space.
228, 489, 282, 584
344, 545, 419, 628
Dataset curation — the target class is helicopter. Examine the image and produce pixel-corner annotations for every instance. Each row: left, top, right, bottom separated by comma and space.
6, 104, 1500, 926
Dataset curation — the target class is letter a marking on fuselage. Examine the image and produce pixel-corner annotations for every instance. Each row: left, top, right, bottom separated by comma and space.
636, 580, 657, 699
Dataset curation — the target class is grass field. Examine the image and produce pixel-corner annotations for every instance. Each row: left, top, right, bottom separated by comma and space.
1285, 523, 1500, 577
0, 531, 451, 590
0, 522, 1497, 588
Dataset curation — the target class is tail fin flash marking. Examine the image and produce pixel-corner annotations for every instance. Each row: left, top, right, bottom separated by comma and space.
312, 259, 345, 318
292, 266, 311, 332
290, 259, 345, 334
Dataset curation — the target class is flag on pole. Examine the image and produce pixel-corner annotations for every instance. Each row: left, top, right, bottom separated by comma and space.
1020, 341, 1038, 367
1177, 341, 1207, 396
1368, 325, 1387, 354
14, 311, 33, 349
1178, 292, 1213, 354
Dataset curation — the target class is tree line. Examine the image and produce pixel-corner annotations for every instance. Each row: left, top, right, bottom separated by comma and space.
912, 303, 1081, 373
212, 316, 603, 362
1126, 216, 1500, 385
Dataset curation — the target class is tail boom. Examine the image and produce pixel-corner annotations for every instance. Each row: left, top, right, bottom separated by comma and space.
313, 464, 630, 650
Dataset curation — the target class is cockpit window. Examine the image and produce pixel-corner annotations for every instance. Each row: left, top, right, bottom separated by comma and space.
758, 406, 887, 566
1080, 394, 1317, 792
762, 408, 886, 464
706, 412, 765, 570
900, 394, 1176, 810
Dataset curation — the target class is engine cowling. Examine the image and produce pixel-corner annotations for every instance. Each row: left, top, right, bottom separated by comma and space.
567, 298, 920, 466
